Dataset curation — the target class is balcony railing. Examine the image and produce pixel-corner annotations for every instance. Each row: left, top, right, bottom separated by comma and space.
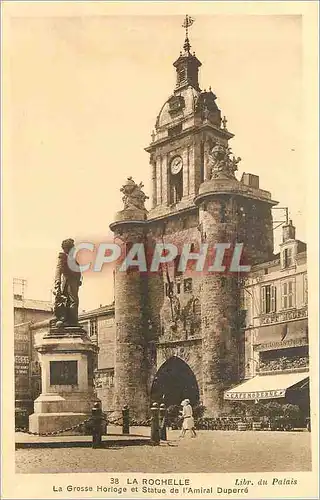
260, 306, 307, 326
258, 356, 309, 373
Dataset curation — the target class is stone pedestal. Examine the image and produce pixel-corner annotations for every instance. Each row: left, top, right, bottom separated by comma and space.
29, 326, 99, 435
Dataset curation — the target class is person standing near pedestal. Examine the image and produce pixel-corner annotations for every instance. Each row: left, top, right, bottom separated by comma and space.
53, 238, 82, 327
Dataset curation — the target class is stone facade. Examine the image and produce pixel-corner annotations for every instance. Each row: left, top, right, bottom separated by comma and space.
242, 221, 308, 381
77, 222, 308, 419
107, 32, 279, 418
14, 297, 52, 414
79, 305, 115, 411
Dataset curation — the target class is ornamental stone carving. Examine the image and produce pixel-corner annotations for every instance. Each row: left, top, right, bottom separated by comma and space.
120, 177, 149, 211
209, 141, 241, 180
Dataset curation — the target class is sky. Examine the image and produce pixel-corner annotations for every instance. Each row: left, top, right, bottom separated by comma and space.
8, 12, 305, 311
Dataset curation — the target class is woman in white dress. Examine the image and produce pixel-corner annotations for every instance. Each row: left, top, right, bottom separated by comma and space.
179, 399, 197, 438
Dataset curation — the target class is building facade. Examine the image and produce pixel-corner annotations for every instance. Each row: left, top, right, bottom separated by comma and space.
79, 305, 115, 410
224, 221, 309, 419
14, 295, 52, 413
108, 28, 280, 419
79, 26, 307, 420
76, 220, 309, 421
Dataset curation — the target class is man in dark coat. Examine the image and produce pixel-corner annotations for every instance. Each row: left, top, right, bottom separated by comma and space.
53, 238, 82, 327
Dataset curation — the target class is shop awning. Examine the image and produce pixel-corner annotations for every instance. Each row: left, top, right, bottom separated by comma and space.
224, 371, 309, 401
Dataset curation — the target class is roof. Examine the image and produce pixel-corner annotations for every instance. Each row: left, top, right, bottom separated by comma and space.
251, 241, 307, 272
14, 298, 52, 312
79, 303, 115, 320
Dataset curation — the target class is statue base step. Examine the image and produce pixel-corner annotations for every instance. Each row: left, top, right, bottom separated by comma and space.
29, 412, 91, 436
46, 324, 88, 338
29, 322, 100, 436
33, 392, 98, 414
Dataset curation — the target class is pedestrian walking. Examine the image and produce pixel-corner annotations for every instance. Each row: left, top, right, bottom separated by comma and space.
179, 399, 197, 438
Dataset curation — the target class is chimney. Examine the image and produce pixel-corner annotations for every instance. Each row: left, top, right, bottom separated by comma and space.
282, 219, 296, 242
240, 173, 259, 189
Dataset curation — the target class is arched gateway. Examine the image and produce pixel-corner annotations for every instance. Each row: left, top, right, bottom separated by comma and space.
151, 357, 200, 407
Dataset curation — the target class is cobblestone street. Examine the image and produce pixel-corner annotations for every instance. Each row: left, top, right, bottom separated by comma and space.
16, 430, 311, 474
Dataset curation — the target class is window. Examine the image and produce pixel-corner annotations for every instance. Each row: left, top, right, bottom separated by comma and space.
240, 289, 246, 310
221, 276, 226, 289
200, 141, 204, 183
125, 242, 133, 256
90, 318, 98, 337
283, 247, 293, 268
178, 67, 186, 84
169, 169, 183, 204
220, 202, 226, 223
174, 256, 183, 277
168, 124, 182, 137
184, 278, 193, 293
281, 280, 295, 309
193, 298, 201, 316
31, 361, 41, 376
165, 281, 174, 297
303, 274, 308, 305
108, 369, 115, 387
261, 285, 277, 314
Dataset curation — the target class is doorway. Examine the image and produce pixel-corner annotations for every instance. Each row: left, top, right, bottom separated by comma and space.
151, 357, 200, 407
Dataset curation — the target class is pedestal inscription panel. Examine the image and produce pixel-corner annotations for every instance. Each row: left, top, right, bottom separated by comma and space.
50, 360, 78, 385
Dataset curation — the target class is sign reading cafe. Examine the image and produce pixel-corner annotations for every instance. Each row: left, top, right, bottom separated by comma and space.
224, 389, 286, 400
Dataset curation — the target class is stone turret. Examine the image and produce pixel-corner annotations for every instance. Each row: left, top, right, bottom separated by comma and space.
110, 178, 149, 419
194, 142, 277, 415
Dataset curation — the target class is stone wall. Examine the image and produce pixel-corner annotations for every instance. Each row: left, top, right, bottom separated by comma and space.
112, 225, 149, 419
199, 196, 242, 416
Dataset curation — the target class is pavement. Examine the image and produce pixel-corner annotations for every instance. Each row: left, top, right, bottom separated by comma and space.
15, 428, 312, 474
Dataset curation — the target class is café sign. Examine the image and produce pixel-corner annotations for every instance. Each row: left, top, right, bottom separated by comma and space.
224, 389, 286, 400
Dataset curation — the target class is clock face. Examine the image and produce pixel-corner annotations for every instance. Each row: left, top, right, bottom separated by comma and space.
170, 156, 183, 175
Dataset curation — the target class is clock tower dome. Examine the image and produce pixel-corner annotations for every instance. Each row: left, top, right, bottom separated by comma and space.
145, 16, 233, 219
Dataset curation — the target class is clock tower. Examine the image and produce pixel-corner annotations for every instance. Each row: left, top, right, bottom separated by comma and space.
111, 16, 277, 418
145, 16, 233, 219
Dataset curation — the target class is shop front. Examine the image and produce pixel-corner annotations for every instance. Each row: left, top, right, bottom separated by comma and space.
224, 371, 310, 427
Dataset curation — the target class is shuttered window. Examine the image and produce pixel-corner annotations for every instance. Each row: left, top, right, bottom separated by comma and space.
282, 279, 295, 309
261, 285, 277, 314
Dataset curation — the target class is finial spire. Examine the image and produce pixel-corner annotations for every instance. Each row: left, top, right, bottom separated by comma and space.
182, 14, 194, 53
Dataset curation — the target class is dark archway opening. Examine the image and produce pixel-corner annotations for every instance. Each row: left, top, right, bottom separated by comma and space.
151, 357, 200, 407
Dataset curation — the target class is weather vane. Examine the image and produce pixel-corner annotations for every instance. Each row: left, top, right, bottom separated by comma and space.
182, 14, 195, 36
182, 15, 195, 52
